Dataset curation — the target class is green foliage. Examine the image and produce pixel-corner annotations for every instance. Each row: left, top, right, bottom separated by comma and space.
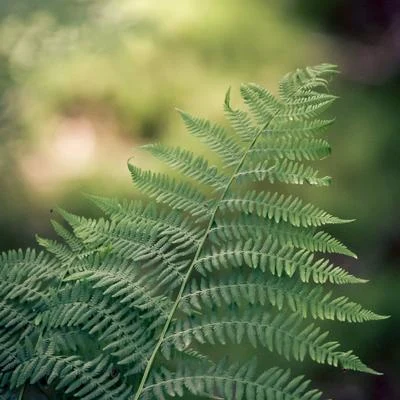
0, 64, 386, 399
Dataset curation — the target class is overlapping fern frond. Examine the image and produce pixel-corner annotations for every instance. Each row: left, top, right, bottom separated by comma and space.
0, 64, 387, 400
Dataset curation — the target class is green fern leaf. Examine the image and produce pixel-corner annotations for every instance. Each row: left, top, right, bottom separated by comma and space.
249, 136, 331, 161
177, 110, 243, 165
195, 237, 365, 284
163, 310, 378, 374
181, 273, 387, 322
0, 64, 385, 400
142, 144, 228, 190
210, 215, 356, 257
143, 360, 323, 400
219, 190, 353, 227
236, 159, 331, 186
129, 165, 210, 216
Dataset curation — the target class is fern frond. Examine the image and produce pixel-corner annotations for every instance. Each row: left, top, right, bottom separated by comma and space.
129, 165, 210, 216
1, 64, 384, 400
220, 190, 353, 227
142, 144, 228, 190
196, 238, 365, 284
36, 235, 92, 275
266, 118, 335, 138
177, 110, 243, 165
0, 273, 46, 305
0, 302, 37, 336
236, 159, 331, 186
240, 83, 282, 123
275, 97, 336, 122
45, 328, 94, 355
0, 251, 56, 334
163, 311, 378, 374
142, 360, 322, 400
63, 253, 173, 320
210, 215, 356, 257
39, 283, 155, 374
285, 92, 338, 107
86, 196, 203, 247
51, 220, 85, 254
0, 248, 59, 282
248, 136, 331, 161
224, 88, 258, 143
181, 273, 386, 322
10, 353, 132, 399
0, 331, 24, 372
279, 64, 339, 101
62, 215, 190, 288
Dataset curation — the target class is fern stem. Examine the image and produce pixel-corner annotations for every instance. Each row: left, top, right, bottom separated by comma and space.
132, 114, 278, 400
17, 386, 24, 400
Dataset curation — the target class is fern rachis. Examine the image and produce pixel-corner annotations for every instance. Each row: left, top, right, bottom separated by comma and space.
0, 64, 387, 400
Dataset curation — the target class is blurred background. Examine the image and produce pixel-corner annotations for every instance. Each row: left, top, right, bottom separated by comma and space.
0, 0, 399, 399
